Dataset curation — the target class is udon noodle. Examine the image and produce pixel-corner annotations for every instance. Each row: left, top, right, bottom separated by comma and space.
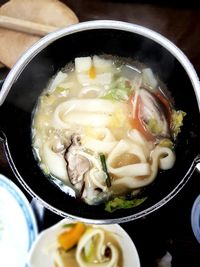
32, 55, 185, 210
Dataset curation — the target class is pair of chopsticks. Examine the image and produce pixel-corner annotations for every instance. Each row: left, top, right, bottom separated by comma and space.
0, 15, 58, 36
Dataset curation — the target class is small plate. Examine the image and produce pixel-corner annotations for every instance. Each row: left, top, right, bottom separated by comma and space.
0, 174, 38, 267
28, 218, 140, 267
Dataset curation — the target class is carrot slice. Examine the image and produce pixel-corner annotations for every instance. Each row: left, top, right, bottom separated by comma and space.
58, 222, 86, 251
89, 65, 96, 79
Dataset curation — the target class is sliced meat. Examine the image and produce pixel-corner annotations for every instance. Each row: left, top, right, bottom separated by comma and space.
64, 135, 90, 193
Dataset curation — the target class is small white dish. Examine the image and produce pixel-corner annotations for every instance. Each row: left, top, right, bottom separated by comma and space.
0, 174, 38, 267
28, 218, 140, 267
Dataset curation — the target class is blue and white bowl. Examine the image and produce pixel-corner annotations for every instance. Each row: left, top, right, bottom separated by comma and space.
0, 174, 38, 267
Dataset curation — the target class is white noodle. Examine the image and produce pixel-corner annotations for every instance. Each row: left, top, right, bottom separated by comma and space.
128, 129, 150, 158
89, 168, 107, 191
41, 141, 68, 182
113, 146, 175, 188
84, 139, 117, 154
76, 228, 119, 267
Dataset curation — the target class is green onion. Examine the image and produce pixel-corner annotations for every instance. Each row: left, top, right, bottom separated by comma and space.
99, 154, 111, 188
62, 223, 74, 228
105, 196, 147, 213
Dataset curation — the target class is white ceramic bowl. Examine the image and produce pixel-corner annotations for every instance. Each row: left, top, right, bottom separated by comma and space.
27, 218, 140, 267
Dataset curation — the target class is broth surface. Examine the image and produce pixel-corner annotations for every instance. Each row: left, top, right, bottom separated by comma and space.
32, 55, 185, 210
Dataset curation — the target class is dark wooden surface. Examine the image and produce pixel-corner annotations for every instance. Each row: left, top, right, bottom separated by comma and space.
0, 1, 200, 266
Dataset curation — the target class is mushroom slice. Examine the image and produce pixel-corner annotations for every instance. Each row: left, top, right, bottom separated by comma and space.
64, 135, 90, 193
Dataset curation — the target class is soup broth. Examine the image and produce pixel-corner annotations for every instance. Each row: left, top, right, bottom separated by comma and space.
32, 55, 185, 210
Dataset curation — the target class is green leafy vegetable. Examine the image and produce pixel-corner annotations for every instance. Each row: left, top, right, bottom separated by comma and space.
62, 223, 74, 228
170, 110, 186, 139
41, 164, 50, 175
54, 86, 70, 96
159, 138, 174, 149
105, 196, 147, 213
102, 77, 133, 101
55, 86, 67, 93
84, 238, 95, 262
100, 154, 111, 187
147, 118, 163, 135
41, 94, 55, 106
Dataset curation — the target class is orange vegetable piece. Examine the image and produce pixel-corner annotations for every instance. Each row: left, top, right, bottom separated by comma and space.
58, 223, 86, 251
89, 65, 96, 79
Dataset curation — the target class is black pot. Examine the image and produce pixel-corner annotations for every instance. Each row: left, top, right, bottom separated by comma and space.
0, 21, 199, 224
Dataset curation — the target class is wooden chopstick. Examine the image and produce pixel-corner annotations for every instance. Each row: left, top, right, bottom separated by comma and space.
0, 15, 58, 36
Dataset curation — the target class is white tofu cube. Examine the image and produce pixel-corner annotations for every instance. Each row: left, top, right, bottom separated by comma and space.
75, 57, 92, 73
93, 55, 112, 72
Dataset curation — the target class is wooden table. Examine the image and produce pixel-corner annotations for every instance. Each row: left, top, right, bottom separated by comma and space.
0, 1, 200, 266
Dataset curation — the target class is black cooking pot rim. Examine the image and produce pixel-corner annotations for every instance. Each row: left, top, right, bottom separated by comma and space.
0, 20, 200, 108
